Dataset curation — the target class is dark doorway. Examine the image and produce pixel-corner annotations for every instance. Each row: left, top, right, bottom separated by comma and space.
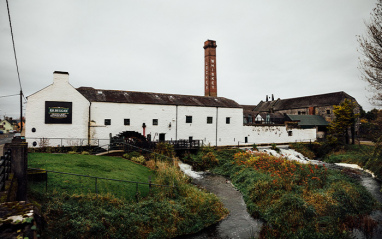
159, 133, 165, 142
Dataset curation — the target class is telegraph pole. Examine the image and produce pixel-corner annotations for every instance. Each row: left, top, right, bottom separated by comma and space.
20, 90, 23, 133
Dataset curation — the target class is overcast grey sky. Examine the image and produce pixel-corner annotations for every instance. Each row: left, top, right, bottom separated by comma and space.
0, 0, 378, 118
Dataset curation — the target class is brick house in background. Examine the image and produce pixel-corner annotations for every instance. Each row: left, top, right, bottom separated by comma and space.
252, 91, 360, 123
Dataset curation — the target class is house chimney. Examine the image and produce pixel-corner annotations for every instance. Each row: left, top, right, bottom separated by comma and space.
266, 95, 268, 102
53, 71, 69, 84
204, 40, 217, 97
272, 94, 274, 101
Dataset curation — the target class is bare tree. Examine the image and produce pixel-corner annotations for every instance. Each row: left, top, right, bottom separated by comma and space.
358, 1, 382, 106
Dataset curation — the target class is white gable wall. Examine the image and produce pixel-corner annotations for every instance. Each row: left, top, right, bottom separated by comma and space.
25, 73, 90, 147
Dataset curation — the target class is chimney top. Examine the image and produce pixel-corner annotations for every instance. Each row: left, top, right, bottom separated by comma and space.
204, 40, 217, 49
53, 71, 69, 84
53, 71, 69, 75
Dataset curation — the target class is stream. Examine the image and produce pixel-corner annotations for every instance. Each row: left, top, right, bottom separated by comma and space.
177, 163, 263, 239
177, 146, 382, 239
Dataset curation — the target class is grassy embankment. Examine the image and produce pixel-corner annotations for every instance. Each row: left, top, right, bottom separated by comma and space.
184, 147, 380, 239
28, 153, 228, 238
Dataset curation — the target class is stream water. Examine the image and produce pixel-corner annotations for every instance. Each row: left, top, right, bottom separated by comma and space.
177, 146, 382, 239
177, 164, 263, 239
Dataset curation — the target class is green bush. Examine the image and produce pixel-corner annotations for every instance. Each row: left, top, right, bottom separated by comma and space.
81, 151, 90, 155
123, 151, 141, 160
149, 143, 176, 163
131, 155, 146, 164
68, 151, 77, 154
183, 146, 219, 170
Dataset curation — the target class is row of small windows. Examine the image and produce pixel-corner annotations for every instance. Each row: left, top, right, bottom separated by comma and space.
106, 118, 157, 126
104, 117, 232, 126
186, 116, 231, 124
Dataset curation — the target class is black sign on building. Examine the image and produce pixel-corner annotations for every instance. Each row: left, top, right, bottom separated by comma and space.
45, 101, 72, 124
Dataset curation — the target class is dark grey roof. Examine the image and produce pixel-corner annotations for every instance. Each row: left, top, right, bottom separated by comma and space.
254, 91, 356, 112
287, 115, 329, 126
76, 87, 242, 108
258, 112, 285, 119
241, 105, 257, 112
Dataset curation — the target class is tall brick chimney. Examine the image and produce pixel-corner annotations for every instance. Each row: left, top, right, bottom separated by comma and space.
204, 40, 217, 97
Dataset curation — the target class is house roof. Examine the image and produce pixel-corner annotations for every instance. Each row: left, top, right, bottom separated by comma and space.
258, 112, 285, 119
76, 87, 242, 108
241, 105, 257, 112
286, 115, 329, 126
254, 91, 356, 112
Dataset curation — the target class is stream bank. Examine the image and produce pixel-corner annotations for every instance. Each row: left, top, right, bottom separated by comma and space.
178, 162, 262, 239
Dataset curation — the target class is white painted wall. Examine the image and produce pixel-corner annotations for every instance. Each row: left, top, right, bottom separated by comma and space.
90, 102, 176, 142
90, 103, 243, 146
176, 106, 243, 146
25, 73, 90, 147
241, 125, 316, 146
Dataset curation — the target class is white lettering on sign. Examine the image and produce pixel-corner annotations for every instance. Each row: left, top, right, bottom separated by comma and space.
211, 64, 214, 68
212, 85, 215, 89
211, 81, 214, 85
211, 77, 214, 81
211, 73, 214, 76
211, 59, 214, 63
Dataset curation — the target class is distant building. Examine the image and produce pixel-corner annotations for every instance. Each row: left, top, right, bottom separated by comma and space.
0, 119, 13, 133
253, 92, 360, 123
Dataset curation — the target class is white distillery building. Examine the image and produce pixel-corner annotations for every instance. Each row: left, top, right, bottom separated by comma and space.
25, 40, 316, 147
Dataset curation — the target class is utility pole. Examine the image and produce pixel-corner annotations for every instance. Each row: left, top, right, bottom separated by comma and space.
20, 90, 23, 133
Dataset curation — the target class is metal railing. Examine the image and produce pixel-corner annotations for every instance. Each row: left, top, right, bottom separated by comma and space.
0, 149, 12, 191
28, 168, 176, 202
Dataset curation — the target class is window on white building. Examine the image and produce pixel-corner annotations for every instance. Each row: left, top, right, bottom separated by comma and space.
186, 116, 192, 123
226, 117, 230, 124
124, 119, 130, 125
207, 117, 213, 124
288, 131, 293, 136
104, 119, 111, 125
153, 119, 158, 125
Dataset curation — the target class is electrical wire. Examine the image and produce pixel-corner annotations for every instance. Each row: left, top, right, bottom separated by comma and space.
6, 0, 23, 93
0, 93, 20, 98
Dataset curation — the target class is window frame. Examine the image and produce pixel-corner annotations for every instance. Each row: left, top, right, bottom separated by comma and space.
186, 116, 193, 123
152, 119, 158, 126
104, 119, 111, 125
124, 118, 130, 125
207, 116, 213, 124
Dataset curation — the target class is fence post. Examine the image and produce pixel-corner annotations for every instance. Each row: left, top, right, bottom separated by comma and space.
135, 182, 139, 202
148, 176, 151, 195
4, 139, 28, 201
95, 178, 98, 195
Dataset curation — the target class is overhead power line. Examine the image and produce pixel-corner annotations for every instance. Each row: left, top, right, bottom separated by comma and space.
6, 0, 23, 93
6, 0, 24, 131
0, 93, 20, 98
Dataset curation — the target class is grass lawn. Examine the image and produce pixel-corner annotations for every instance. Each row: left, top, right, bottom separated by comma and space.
28, 153, 155, 200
